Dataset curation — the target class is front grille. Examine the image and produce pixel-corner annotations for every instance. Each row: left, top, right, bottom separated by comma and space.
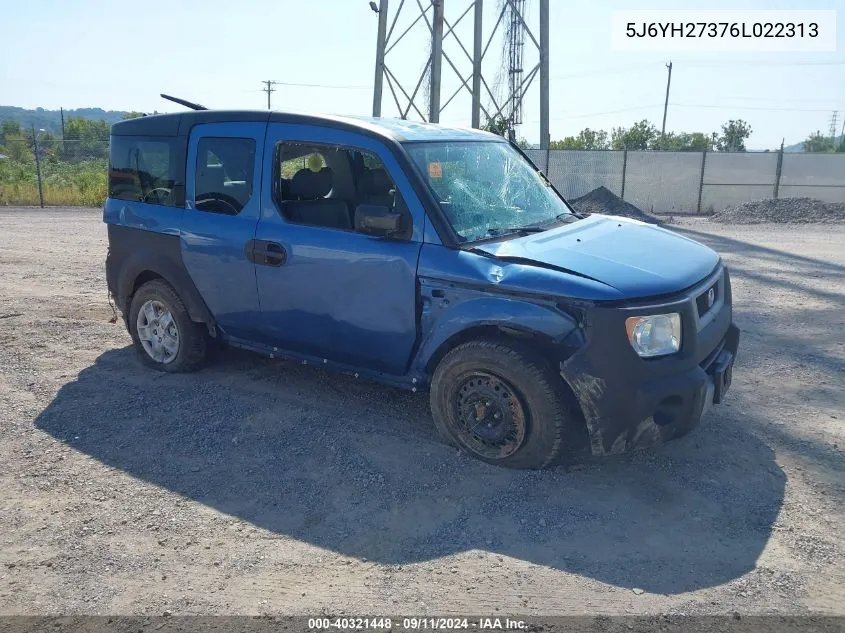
696, 281, 719, 317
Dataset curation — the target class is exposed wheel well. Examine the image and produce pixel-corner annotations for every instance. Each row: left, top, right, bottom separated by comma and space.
131, 270, 166, 297
426, 325, 590, 454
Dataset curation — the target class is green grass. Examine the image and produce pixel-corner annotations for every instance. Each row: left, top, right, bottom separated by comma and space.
0, 157, 107, 207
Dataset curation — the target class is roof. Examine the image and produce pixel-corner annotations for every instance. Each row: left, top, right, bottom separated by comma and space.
110, 110, 501, 143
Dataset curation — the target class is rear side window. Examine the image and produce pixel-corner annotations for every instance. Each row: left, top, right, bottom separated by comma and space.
194, 137, 256, 215
108, 135, 186, 207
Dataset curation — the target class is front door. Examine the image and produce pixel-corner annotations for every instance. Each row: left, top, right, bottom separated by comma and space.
180, 121, 266, 341
253, 124, 425, 375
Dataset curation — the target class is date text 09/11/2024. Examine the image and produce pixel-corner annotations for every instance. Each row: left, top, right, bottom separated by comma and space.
307, 617, 528, 630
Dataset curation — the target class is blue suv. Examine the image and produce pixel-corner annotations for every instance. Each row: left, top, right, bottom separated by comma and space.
104, 110, 739, 469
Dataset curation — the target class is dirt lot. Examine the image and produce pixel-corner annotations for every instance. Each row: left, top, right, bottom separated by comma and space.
0, 208, 843, 617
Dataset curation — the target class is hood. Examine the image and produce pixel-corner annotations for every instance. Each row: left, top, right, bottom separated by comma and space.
476, 215, 720, 299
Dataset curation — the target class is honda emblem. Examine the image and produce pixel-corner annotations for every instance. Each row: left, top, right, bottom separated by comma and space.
706, 286, 716, 308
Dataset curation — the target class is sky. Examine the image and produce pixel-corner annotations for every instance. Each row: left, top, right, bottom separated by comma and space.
1, 0, 843, 149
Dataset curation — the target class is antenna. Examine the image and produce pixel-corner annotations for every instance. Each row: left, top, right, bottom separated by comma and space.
160, 94, 208, 111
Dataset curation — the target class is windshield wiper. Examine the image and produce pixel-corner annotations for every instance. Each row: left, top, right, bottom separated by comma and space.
487, 226, 546, 236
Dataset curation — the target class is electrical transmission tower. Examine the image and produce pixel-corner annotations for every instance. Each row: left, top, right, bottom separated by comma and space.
371, 0, 550, 148
830, 110, 839, 146
505, 0, 526, 140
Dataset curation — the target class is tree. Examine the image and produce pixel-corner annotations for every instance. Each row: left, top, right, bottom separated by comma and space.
802, 131, 836, 153
61, 117, 110, 161
122, 111, 146, 120
611, 120, 659, 150
551, 127, 609, 150
661, 131, 713, 151
1, 120, 23, 146
716, 119, 752, 152
483, 115, 510, 138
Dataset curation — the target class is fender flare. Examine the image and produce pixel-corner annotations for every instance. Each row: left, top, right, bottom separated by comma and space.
116, 249, 214, 326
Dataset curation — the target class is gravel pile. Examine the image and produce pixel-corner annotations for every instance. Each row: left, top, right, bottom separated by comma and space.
710, 197, 845, 224
569, 186, 662, 225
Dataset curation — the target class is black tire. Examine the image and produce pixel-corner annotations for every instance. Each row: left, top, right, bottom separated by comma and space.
429, 338, 576, 469
128, 279, 208, 373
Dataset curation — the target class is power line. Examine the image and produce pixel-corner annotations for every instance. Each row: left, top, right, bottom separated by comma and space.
268, 80, 370, 90
520, 104, 662, 122
681, 59, 845, 68
672, 103, 839, 112
550, 63, 658, 80
689, 96, 845, 105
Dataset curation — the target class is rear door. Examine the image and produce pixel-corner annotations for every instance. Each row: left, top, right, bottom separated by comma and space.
180, 122, 266, 340
253, 124, 425, 374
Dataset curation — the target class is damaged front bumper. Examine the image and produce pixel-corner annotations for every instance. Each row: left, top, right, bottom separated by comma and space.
560, 265, 739, 456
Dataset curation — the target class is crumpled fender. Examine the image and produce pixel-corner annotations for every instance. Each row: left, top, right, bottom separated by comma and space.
410, 287, 581, 382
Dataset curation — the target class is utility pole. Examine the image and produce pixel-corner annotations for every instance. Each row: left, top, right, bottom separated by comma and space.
31, 125, 44, 209
262, 80, 279, 110
372, 0, 389, 117
60, 107, 66, 155
660, 61, 672, 149
429, 0, 445, 123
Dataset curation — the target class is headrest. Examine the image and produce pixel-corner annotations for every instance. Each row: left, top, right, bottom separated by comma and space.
362, 168, 392, 194
289, 167, 333, 199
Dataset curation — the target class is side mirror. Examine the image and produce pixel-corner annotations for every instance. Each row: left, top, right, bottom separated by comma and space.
354, 204, 406, 238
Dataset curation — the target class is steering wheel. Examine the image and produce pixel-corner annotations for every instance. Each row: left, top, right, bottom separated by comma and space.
195, 193, 241, 216
142, 188, 172, 204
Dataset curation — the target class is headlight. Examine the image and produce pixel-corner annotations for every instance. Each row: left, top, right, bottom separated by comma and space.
625, 313, 681, 358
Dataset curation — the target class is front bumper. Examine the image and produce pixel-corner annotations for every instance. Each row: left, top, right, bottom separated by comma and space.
560, 265, 740, 456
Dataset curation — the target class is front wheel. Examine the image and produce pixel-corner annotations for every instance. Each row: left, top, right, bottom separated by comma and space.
429, 339, 577, 469
128, 279, 208, 372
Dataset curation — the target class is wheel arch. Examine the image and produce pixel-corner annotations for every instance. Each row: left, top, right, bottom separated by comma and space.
117, 253, 215, 330
414, 296, 583, 381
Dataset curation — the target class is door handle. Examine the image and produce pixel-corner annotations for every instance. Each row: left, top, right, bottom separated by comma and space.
245, 239, 287, 267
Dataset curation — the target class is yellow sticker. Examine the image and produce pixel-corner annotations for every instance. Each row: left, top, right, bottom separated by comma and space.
428, 162, 443, 179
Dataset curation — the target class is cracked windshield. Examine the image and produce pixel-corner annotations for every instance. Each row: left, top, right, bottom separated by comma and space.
406, 141, 574, 242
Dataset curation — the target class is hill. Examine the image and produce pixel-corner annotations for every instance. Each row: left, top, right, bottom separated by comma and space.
0, 106, 134, 133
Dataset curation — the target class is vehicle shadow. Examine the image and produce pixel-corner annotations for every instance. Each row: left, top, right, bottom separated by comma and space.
34, 345, 786, 595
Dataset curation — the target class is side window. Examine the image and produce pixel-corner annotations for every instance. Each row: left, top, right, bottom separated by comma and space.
273, 142, 409, 237
195, 137, 256, 215
108, 135, 186, 207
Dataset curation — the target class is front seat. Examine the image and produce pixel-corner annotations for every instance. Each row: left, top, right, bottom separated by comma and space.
285, 168, 351, 230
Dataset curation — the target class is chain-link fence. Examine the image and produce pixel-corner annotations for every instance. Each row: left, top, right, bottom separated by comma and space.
524, 148, 845, 215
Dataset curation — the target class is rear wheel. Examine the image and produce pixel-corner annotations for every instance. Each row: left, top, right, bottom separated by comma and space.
430, 339, 575, 469
128, 280, 208, 373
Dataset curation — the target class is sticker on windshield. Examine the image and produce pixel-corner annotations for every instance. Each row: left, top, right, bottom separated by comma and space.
428, 162, 443, 179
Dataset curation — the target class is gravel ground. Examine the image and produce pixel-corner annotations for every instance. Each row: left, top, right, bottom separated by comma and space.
710, 198, 845, 224
570, 187, 662, 224
1, 208, 843, 617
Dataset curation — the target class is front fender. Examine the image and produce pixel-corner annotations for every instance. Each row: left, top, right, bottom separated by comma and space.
410, 283, 582, 382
